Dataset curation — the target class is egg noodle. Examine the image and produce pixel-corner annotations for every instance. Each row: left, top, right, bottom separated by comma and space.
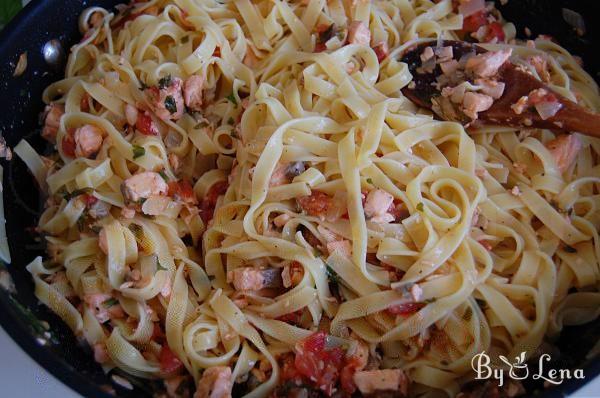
11, 0, 600, 397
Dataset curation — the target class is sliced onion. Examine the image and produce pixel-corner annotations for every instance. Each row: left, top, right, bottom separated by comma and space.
458, 0, 485, 17
535, 100, 563, 120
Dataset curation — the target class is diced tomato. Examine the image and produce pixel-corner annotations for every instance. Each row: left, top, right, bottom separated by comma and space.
80, 93, 90, 112
297, 191, 334, 218
280, 354, 302, 382
485, 22, 505, 42
62, 129, 76, 158
136, 112, 159, 136
372, 42, 389, 62
387, 199, 409, 222
83, 194, 98, 207
340, 355, 363, 394
294, 332, 345, 396
199, 181, 228, 224
478, 240, 493, 251
387, 302, 424, 315
159, 345, 183, 374
462, 10, 488, 33
314, 42, 327, 53
152, 322, 165, 342
277, 310, 303, 325
168, 180, 197, 204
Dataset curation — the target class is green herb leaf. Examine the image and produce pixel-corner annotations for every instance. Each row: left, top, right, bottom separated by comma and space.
227, 117, 235, 125
226, 93, 237, 106
102, 298, 119, 308
164, 95, 177, 114
564, 245, 577, 253
194, 121, 209, 129
137, 197, 147, 205
325, 264, 340, 285
366, 178, 373, 185
132, 144, 145, 159
181, 35, 189, 44
416, 202, 424, 212
158, 74, 172, 89
424, 297, 437, 304
139, 81, 149, 90
158, 170, 169, 182
230, 129, 239, 139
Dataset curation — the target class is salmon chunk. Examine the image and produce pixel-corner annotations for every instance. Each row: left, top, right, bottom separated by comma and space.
121, 171, 169, 202
545, 134, 582, 173
145, 76, 184, 121
183, 75, 204, 111
353, 369, 409, 395
193, 366, 233, 398
42, 103, 64, 143
74, 125, 104, 158
228, 267, 283, 291
348, 21, 371, 46
466, 48, 512, 78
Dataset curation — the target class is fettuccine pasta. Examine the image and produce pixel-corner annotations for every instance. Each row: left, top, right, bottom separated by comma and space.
13, 0, 600, 397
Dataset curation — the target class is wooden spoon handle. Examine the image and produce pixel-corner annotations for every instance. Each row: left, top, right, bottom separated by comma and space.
481, 65, 600, 138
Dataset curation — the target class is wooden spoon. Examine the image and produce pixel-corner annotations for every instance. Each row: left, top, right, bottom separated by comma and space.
400, 40, 600, 138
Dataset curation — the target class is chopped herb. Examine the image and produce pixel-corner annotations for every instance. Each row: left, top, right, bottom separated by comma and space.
416, 202, 424, 212
366, 178, 373, 185
158, 74, 172, 89
102, 298, 119, 308
227, 117, 235, 125
424, 297, 437, 304
230, 129, 239, 139
462, 307, 473, 321
226, 93, 237, 106
63, 187, 94, 201
325, 264, 340, 284
156, 257, 167, 271
158, 170, 169, 182
137, 197, 147, 205
164, 95, 177, 114
132, 144, 145, 159
139, 81, 149, 90
181, 35, 189, 44
564, 245, 577, 253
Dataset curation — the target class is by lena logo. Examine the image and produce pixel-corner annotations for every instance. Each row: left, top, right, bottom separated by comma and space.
471, 351, 584, 387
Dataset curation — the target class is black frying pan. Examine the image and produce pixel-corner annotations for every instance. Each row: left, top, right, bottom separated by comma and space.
0, 1, 599, 397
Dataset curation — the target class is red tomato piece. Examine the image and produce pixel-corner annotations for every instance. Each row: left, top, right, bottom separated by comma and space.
387, 302, 424, 315
62, 129, 76, 158
485, 22, 505, 42
83, 194, 98, 207
294, 331, 345, 396
159, 345, 183, 374
462, 10, 488, 33
297, 191, 334, 218
136, 112, 159, 136
277, 310, 303, 325
168, 180, 197, 204
199, 181, 228, 224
